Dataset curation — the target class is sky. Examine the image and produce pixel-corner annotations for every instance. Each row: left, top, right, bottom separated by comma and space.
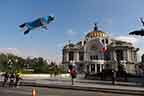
0, 0, 144, 62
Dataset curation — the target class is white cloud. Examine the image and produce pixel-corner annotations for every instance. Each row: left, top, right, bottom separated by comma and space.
113, 35, 140, 46
21, 48, 62, 64
0, 48, 21, 56
0, 48, 54, 61
66, 29, 77, 36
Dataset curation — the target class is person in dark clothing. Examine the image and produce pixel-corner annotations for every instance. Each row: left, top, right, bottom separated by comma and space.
2, 72, 9, 87
9, 73, 15, 87
112, 70, 116, 85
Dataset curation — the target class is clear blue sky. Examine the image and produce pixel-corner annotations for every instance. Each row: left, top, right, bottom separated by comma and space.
0, 0, 144, 62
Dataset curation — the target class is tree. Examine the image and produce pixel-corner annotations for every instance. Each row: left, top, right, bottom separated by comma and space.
0, 53, 8, 71
0, 53, 55, 74
31, 57, 49, 73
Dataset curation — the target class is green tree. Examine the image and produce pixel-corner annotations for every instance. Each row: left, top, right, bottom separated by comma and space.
31, 57, 49, 73
0, 53, 9, 71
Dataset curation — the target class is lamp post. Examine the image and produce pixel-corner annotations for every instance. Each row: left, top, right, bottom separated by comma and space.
8, 59, 12, 70
8, 59, 15, 73
8, 59, 18, 72
15, 59, 18, 63
15, 59, 18, 72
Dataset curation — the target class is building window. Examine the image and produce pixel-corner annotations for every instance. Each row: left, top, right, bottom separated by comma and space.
102, 39, 105, 44
104, 52, 111, 60
90, 55, 98, 60
106, 39, 108, 44
87, 65, 90, 73
97, 64, 100, 72
79, 52, 84, 61
91, 64, 95, 72
84, 41, 86, 44
116, 50, 123, 61
69, 51, 74, 61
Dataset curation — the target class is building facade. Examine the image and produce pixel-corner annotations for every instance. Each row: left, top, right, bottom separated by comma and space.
141, 54, 144, 63
62, 24, 139, 75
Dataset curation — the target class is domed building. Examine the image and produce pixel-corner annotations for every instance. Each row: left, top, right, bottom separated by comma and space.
62, 24, 139, 76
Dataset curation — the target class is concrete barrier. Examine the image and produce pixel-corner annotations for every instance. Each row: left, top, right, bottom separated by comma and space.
21, 74, 71, 79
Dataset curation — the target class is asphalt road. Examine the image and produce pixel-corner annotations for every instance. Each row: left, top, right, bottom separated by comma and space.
0, 86, 140, 96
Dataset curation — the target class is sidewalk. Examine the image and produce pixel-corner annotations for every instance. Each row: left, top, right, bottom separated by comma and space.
1, 74, 144, 95
21, 74, 144, 87
1, 73, 144, 87
19, 78, 144, 95
42, 76, 143, 87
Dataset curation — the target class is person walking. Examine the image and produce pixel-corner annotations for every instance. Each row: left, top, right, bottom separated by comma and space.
9, 73, 15, 87
112, 70, 116, 85
14, 72, 22, 87
2, 72, 9, 87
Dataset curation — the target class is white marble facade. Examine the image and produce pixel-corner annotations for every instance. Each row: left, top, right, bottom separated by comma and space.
62, 24, 139, 75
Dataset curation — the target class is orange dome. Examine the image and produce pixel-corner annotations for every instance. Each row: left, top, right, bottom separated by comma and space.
86, 31, 106, 38
86, 23, 107, 38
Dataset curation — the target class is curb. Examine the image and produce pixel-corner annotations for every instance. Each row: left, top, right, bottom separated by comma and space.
44, 78, 144, 88
20, 81, 144, 95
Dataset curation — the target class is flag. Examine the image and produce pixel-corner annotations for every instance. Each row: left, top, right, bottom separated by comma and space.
97, 39, 107, 53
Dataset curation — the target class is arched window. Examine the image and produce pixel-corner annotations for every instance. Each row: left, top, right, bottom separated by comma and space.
106, 39, 109, 44
91, 64, 95, 72
116, 50, 124, 61
102, 39, 105, 44
69, 51, 74, 61
79, 52, 84, 61
90, 55, 98, 60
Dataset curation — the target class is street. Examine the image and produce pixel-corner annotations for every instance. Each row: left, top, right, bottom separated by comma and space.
0, 86, 140, 96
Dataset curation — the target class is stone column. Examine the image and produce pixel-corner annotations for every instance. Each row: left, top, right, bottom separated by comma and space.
112, 50, 118, 71
100, 64, 102, 72
74, 51, 79, 62
66, 52, 69, 62
128, 48, 133, 62
127, 49, 130, 62
123, 49, 127, 61
84, 50, 89, 61
131, 49, 134, 62
85, 64, 90, 73
134, 49, 137, 63
77, 52, 79, 62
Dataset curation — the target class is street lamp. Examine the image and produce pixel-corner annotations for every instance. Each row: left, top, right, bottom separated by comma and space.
14, 59, 19, 72
15, 59, 18, 63
8, 59, 12, 69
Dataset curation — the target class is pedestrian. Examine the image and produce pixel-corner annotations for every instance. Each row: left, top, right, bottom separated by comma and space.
2, 72, 9, 87
9, 73, 15, 87
112, 70, 116, 85
14, 73, 22, 87
70, 68, 77, 85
